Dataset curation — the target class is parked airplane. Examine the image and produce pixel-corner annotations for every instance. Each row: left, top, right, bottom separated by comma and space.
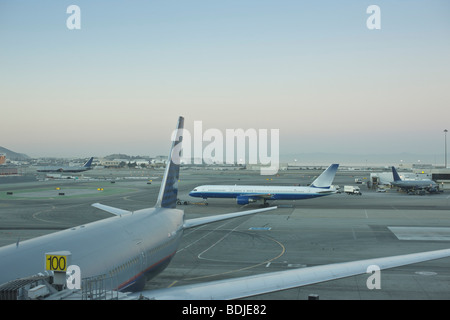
1, 118, 450, 300
0, 117, 277, 293
391, 166, 439, 193
189, 164, 339, 205
36, 157, 94, 173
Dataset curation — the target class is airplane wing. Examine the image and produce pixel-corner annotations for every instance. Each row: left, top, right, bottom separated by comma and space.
92, 203, 132, 216
131, 248, 450, 300
183, 206, 277, 229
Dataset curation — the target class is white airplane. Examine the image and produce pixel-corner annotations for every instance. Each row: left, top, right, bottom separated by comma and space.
189, 164, 339, 206
1, 116, 450, 300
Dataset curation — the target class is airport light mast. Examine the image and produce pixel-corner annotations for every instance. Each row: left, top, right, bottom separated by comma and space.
445, 129, 448, 168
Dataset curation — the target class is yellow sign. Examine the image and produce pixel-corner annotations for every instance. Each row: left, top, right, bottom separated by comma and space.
46, 254, 68, 272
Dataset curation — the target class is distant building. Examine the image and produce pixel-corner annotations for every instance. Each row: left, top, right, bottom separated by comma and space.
0, 167, 18, 176
0, 154, 5, 165
101, 160, 123, 168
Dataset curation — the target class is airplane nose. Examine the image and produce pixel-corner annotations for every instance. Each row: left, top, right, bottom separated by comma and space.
189, 191, 200, 197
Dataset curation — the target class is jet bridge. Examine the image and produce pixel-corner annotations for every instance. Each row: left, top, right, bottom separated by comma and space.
0, 273, 134, 300
0, 274, 55, 300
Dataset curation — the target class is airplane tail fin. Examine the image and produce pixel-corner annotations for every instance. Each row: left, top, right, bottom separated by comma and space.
391, 166, 402, 181
83, 157, 94, 167
310, 164, 339, 188
155, 116, 184, 209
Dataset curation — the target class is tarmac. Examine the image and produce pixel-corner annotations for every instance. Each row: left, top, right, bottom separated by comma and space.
1, 167, 450, 300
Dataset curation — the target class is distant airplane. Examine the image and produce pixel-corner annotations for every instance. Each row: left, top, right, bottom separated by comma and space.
36, 157, 94, 173
391, 166, 439, 193
189, 164, 339, 206
1, 118, 450, 300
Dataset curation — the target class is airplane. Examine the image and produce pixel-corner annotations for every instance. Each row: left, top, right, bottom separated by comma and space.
189, 164, 339, 206
1, 117, 450, 300
0, 117, 277, 293
36, 157, 94, 173
391, 166, 439, 193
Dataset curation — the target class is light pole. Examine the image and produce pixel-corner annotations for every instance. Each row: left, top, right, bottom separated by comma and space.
445, 129, 448, 168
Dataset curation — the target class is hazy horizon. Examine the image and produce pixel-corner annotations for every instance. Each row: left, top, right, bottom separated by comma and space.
2, 144, 447, 168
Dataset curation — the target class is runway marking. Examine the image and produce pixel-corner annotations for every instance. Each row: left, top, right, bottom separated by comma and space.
364, 210, 368, 219
287, 263, 306, 268
415, 271, 437, 276
197, 222, 246, 261
177, 219, 236, 253
183, 241, 285, 281
32, 203, 86, 224
32, 206, 59, 224
388, 226, 450, 241
182, 222, 286, 281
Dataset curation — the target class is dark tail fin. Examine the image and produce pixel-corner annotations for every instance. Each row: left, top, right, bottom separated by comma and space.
391, 166, 402, 181
155, 116, 184, 209
83, 157, 94, 168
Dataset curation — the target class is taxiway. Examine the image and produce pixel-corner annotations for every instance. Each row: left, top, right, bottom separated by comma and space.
1, 168, 449, 299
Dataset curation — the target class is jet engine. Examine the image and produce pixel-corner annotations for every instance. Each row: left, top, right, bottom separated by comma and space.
236, 196, 257, 205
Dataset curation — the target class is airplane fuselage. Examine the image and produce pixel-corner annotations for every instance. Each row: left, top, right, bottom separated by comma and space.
37, 158, 94, 173
0, 208, 184, 292
37, 167, 91, 173
189, 185, 334, 201
391, 180, 438, 191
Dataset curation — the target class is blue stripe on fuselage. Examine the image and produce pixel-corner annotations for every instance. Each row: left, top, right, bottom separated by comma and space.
117, 250, 177, 292
189, 191, 328, 200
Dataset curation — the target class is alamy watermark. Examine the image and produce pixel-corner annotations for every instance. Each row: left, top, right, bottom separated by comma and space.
66, 5, 81, 30
171, 121, 280, 175
65, 4, 381, 31
66, 265, 81, 289
367, 5, 381, 30
63, 263, 381, 291
366, 264, 381, 290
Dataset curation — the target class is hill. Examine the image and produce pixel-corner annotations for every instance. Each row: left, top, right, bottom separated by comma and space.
0, 147, 30, 161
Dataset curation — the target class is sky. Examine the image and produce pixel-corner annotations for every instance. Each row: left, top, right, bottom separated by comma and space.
1, 1, 450, 165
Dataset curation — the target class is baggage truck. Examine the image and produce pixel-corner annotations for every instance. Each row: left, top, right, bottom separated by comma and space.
344, 185, 361, 195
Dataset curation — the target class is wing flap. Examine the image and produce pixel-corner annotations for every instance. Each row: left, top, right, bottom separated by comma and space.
131, 248, 450, 300
183, 206, 277, 229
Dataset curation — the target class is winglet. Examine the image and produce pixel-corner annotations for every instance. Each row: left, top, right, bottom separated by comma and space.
310, 164, 339, 188
391, 166, 402, 181
155, 116, 184, 209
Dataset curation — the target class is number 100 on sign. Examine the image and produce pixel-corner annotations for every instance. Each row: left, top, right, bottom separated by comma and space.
46, 254, 67, 272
